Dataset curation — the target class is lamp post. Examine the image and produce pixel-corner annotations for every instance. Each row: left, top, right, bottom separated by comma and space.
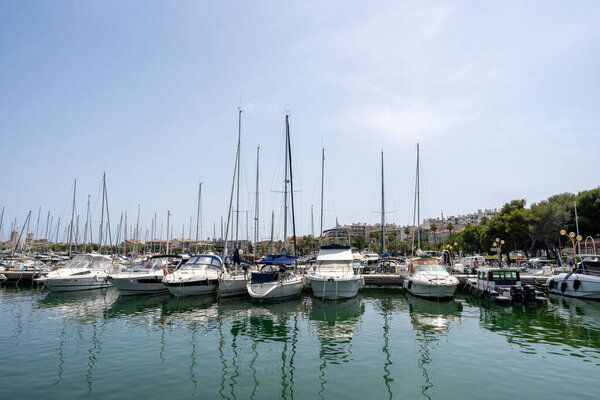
493, 238, 505, 266
560, 230, 582, 264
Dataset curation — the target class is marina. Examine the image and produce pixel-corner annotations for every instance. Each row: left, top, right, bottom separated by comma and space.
1, 285, 599, 400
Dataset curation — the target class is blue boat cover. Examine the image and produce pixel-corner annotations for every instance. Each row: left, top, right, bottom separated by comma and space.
259, 254, 299, 265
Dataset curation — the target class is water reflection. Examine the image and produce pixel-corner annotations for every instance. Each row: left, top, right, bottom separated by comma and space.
37, 288, 118, 323
406, 295, 463, 400
309, 296, 364, 399
469, 295, 600, 362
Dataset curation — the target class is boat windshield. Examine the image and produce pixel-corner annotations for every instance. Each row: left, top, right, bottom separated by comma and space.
142, 257, 180, 270
65, 255, 111, 269
180, 256, 222, 270
490, 270, 518, 281
413, 264, 447, 273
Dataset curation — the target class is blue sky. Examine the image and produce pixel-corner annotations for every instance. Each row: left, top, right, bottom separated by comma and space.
1, 1, 599, 242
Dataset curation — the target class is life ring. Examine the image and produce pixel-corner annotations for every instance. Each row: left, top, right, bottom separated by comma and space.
573, 279, 581, 291
548, 280, 555, 290
560, 281, 567, 293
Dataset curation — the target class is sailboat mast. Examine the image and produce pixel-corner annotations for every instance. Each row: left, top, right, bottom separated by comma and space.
416, 143, 421, 250
320, 148, 325, 241
235, 108, 242, 250
254, 146, 260, 245
99, 173, 105, 252
381, 151, 385, 255
35, 206, 41, 245
166, 211, 170, 254
270, 211, 274, 254
136, 204, 140, 254
196, 182, 201, 253
223, 111, 241, 259
68, 179, 76, 256
286, 115, 298, 256
283, 120, 289, 248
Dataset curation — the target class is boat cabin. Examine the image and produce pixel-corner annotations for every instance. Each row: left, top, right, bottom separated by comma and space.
476, 268, 521, 291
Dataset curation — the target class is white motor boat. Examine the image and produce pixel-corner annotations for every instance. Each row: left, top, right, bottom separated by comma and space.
163, 254, 222, 297
404, 255, 459, 299
36, 254, 114, 292
309, 229, 364, 300
247, 254, 304, 301
546, 256, 600, 300
108, 255, 183, 295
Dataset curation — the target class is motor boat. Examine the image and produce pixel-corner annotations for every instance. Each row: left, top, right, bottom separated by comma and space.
309, 229, 364, 300
247, 254, 304, 301
162, 253, 222, 297
108, 254, 183, 295
546, 256, 600, 300
403, 254, 459, 299
466, 267, 546, 304
36, 254, 114, 292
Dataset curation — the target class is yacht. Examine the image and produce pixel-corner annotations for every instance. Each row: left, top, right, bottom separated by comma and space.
546, 256, 600, 300
309, 229, 364, 300
466, 267, 546, 304
403, 254, 459, 299
36, 254, 114, 292
247, 254, 304, 301
108, 254, 183, 295
162, 253, 222, 297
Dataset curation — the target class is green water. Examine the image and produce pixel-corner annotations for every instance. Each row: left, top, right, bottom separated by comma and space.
1, 287, 599, 399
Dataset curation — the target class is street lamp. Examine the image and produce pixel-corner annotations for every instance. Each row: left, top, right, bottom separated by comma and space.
493, 238, 505, 266
560, 230, 583, 264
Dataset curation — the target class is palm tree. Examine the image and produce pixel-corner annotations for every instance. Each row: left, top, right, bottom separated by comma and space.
430, 224, 438, 247
446, 222, 454, 243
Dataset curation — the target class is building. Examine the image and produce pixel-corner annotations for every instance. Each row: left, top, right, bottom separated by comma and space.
422, 209, 498, 230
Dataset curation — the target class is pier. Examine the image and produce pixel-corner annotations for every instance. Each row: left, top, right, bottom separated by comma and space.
363, 273, 549, 289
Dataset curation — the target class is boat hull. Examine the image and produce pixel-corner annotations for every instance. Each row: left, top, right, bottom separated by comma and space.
404, 278, 457, 299
219, 275, 249, 298
247, 277, 304, 301
42, 275, 112, 292
165, 279, 218, 297
108, 275, 168, 296
308, 276, 363, 300
547, 273, 600, 300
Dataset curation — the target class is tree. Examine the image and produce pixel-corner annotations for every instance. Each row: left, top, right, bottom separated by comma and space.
350, 235, 366, 250
576, 188, 600, 237
430, 224, 438, 247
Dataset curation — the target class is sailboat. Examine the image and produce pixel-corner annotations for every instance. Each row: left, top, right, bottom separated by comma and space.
247, 114, 304, 301
404, 144, 459, 299
219, 108, 252, 298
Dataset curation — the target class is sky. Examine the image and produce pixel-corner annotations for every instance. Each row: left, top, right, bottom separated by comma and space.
1, 0, 599, 243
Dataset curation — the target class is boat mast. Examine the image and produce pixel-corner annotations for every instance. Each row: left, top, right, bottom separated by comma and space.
254, 146, 260, 245
417, 143, 421, 250
135, 204, 140, 254
0, 206, 4, 243
381, 151, 385, 255
99, 173, 105, 252
34, 206, 41, 247
320, 148, 325, 242
83, 195, 90, 250
13, 211, 31, 255
68, 179, 76, 256
270, 210, 274, 254
223, 110, 241, 259
166, 211, 170, 254
283, 119, 289, 249
196, 182, 201, 253
286, 114, 298, 256
235, 108, 242, 251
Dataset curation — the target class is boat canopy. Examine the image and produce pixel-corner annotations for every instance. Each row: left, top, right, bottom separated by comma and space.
259, 254, 298, 265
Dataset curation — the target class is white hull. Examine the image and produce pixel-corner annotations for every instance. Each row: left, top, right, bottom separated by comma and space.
109, 274, 168, 296
219, 275, 249, 297
42, 275, 112, 292
404, 277, 457, 299
547, 273, 600, 300
166, 281, 217, 297
309, 275, 363, 300
247, 276, 304, 300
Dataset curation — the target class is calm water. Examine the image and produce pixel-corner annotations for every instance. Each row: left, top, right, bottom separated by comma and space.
1, 287, 599, 399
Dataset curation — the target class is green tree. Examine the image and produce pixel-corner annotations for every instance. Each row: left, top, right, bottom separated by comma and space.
351, 235, 366, 250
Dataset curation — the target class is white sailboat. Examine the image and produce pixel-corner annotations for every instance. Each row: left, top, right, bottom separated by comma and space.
404, 144, 458, 299
309, 229, 364, 300
247, 114, 304, 301
163, 254, 222, 297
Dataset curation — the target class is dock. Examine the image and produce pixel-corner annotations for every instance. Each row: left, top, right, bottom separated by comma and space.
0, 270, 48, 285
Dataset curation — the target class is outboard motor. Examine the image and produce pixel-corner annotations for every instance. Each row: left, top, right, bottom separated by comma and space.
522, 285, 537, 303
510, 286, 523, 303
